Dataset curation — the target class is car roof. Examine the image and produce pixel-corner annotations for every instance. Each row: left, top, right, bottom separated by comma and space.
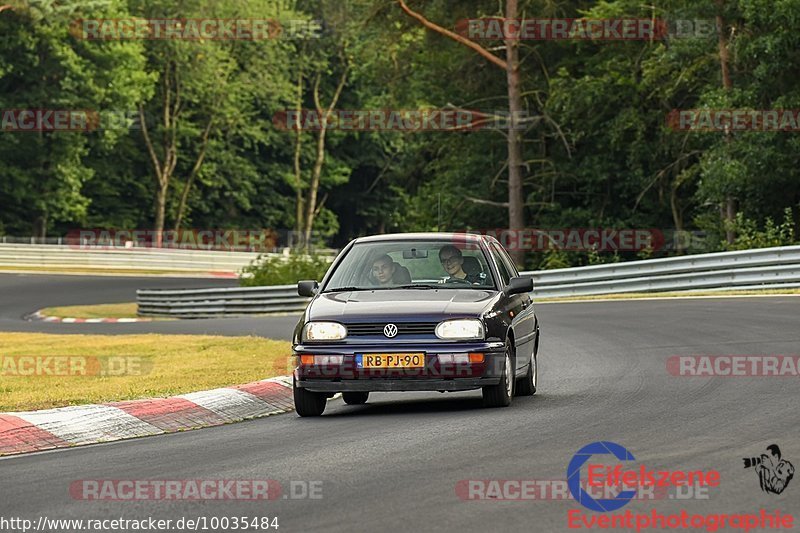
353, 232, 496, 245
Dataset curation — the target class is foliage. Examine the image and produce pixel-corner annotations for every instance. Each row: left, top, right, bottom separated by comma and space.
1, 0, 799, 271
0, 0, 151, 236
722, 208, 796, 251
240, 252, 332, 286
539, 246, 571, 270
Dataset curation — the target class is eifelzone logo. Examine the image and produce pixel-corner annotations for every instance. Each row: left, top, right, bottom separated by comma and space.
566, 441, 721, 513
743, 444, 795, 495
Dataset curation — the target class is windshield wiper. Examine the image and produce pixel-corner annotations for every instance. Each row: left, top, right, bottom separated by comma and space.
322, 286, 374, 293
383, 284, 439, 290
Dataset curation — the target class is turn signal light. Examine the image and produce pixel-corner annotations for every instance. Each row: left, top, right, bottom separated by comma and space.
437, 353, 485, 364
299, 355, 344, 365
468, 353, 485, 363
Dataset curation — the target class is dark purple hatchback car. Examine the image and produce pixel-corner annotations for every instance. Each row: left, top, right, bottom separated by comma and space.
291, 233, 539, 416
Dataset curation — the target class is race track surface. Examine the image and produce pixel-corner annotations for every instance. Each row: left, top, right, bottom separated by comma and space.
0, 273, 297, 338
1, 275, 798, 532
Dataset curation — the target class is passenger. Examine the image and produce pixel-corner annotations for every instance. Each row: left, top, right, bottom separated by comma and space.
438, 245, 481, 284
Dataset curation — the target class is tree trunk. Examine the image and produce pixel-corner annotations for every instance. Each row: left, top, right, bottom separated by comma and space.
140, 56, 180, 249
302, 63, 349, 248
139, 69, 179, 249
670, 185, 684, 254
174, 119, 213, 231
505, 0, 525, 266
716, 1, 736, 245
154, 181, 168, 247
173, 175, 193, 232
397, 0, 527, 265
725, 196, 736, 241
293, 68, 305, 238
33, 214, 47, 241
304, 112, 328, 247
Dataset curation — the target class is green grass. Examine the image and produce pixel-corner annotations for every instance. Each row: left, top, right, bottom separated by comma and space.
40, 302, 142, 319
0, 332, 292, 411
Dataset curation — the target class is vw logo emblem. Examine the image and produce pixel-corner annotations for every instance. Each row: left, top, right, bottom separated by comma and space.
383, 323, 398, 338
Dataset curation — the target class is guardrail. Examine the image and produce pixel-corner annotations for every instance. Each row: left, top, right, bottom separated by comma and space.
530, 245, 800, 298
0, 243, 262, 273
137, 286, 310, 318
136, 245, 800, 317
0, 243, 336, 274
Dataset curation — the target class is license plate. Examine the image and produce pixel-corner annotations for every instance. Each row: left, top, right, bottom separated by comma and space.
356, 353, 425, 369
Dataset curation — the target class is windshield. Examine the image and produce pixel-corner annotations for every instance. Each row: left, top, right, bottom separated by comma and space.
323, 239, 496, 291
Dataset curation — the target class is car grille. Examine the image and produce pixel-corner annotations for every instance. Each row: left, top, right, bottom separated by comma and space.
344, 322, 438, 336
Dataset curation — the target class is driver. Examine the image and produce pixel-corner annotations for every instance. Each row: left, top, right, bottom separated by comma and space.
371, 254, 398, 286
439, 245, 481, 284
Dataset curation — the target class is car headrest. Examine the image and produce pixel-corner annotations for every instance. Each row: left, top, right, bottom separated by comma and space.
462, 256, 482, 275
393, 264, 412, 284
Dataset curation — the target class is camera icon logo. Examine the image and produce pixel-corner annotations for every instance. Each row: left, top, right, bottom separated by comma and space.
743, 444, 794, 495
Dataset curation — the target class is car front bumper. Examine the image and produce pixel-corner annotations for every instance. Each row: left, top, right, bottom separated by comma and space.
296, 377, 501, 392
292, 340, 505, 392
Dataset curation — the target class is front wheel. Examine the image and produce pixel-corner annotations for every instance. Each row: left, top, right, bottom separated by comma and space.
515, 355, 537, 396
293, 380, 327, 416
482, 345, 514, 407
342, 392, 369, 405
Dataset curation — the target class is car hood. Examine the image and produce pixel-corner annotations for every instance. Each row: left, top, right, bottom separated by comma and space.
308, 289, 497, 322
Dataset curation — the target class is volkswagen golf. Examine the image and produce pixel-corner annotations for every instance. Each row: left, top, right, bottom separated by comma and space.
291, 232, 539, 416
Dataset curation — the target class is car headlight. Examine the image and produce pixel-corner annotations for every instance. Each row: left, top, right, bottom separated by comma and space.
435, 319, 484, 340
303, 321, 347, 341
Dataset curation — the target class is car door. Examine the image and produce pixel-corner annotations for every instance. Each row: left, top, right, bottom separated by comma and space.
490, 242, 536, 374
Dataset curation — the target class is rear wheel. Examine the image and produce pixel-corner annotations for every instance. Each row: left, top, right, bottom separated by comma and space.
342, 392, 369, 405
482, 343, 514, 407
293, 380, 327, 416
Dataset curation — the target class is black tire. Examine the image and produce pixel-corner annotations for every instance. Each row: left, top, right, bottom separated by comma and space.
293, 380, 327, 417
342, 392, 369, 405
515, 355, 537, 396
482, 342, 514, 407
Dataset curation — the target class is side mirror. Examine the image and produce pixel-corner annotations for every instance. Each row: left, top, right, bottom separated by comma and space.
297, 280, 319, 297
503, 276, 533, 296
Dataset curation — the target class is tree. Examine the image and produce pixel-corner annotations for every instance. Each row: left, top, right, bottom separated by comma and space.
0, 0, 151, 237
131, 0, 296, 241
287, 0, 357, 248
397, 0, 527, 264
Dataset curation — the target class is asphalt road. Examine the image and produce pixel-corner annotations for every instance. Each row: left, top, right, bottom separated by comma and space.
1, 278, 798, 532
0, 273, 298, 338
